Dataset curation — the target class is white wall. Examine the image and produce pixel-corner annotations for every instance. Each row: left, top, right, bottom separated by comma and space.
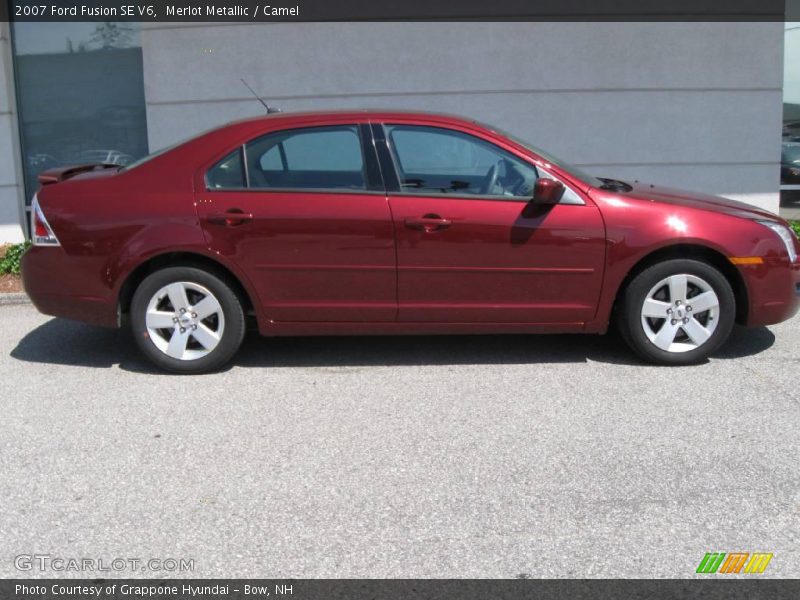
142, 22, 784, 212
0, 22, 25, 243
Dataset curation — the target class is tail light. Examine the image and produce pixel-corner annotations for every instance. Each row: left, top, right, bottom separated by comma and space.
30, 195, 60, 246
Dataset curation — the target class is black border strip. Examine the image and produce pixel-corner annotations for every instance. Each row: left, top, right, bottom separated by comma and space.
3, 579, 800, 600
2, 0, 798, 22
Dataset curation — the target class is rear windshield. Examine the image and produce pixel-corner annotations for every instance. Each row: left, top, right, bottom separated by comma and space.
122, 142, 181, 171
122, 125, 223, 171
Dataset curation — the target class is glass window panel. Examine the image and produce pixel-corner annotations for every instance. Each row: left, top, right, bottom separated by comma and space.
11, 22, 149, 204
386, 125, 538, 198
207, 149, 245, 189
782, 7, 800, 217
245, 126, 366, 191
281, 129, 363, 172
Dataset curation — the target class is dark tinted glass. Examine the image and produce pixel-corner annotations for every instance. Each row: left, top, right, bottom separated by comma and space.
207, 149, 245, 189
783, 18, 800, 212
386, 125, 537, 198
246, 126, 366, 190
11, 22, 149, 204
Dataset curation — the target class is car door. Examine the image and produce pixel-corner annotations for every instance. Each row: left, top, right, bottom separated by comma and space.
377, 123, 606, 324
195, 123, 396, 322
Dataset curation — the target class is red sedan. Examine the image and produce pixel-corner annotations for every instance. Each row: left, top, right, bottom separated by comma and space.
21, 111, 800, 373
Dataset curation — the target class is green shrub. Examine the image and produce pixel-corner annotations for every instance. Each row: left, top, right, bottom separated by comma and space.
0, 241, 31, 275
791, 220, 800, 239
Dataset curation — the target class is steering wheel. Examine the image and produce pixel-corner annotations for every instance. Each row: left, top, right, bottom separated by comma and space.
481, 159, 506, 195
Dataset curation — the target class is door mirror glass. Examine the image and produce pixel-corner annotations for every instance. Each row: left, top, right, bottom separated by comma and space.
533, 178, 564, 204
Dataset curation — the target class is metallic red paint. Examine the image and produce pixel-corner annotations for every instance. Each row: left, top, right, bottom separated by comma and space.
20, 110, 800, 341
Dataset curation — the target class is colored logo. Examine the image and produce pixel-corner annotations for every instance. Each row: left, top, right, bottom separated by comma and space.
696, 552, 773, 574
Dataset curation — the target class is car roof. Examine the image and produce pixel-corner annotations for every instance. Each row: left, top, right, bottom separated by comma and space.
225, 109, 480, 128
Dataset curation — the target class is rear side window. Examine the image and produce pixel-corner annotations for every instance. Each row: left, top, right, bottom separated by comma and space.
206, 149, 245, 189
247, 125, 366, 190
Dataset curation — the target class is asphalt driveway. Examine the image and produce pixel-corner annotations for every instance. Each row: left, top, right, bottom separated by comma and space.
0, 303, 798, 578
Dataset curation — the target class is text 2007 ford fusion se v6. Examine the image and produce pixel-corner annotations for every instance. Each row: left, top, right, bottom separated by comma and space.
21, 111, 800, 373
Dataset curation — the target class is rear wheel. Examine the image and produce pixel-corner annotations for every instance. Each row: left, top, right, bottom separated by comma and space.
618, 259, 735, 365
131, 267, 245, 373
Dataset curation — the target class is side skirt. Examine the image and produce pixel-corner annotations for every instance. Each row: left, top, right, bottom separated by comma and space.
257, 321, 588, 337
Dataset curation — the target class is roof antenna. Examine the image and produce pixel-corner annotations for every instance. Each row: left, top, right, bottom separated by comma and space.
240, 78, 282, 114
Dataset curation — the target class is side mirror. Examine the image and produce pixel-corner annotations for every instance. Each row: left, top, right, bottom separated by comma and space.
533, 178, 564, 205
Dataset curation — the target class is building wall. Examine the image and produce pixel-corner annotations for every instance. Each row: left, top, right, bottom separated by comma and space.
0, 21, 786, 244
0, 22, 25, 243
142, 22, 785, 212
14, 47, 149, 197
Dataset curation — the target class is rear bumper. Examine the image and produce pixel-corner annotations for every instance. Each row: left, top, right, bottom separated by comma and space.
742, 259, 800, 327
21, 246, 119, 328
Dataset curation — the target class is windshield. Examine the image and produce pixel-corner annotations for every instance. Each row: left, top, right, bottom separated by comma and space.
479, 121, 605, 187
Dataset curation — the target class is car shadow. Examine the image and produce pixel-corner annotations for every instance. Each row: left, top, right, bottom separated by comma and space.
9, 318, 776, 374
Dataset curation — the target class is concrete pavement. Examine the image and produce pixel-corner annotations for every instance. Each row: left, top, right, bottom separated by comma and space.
0, 304, 798, 578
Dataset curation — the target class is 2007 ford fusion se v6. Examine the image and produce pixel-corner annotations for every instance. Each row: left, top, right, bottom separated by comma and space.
21, 111, 800, 373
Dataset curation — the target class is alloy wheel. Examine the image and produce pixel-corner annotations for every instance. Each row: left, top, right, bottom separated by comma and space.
640, 273, 720, 353
144, 281, 226, 361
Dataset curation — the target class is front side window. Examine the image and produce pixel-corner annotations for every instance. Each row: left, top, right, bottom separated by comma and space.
246, 125, 366, 191
386, 125, 538, 198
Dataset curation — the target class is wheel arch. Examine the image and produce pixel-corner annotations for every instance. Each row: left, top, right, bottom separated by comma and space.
117, 252, 257, 323
611, 244, 749, 326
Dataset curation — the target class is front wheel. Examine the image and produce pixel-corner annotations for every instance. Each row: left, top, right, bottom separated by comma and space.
130, 267, 245, 373
618, 259, 736, 365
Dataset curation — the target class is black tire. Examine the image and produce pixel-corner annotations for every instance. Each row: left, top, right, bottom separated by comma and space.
617, 259, 735, 365
130, 267, 245, 374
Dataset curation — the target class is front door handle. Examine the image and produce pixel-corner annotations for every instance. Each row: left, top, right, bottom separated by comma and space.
205, 209, 253, 226
404, 214, 452, 232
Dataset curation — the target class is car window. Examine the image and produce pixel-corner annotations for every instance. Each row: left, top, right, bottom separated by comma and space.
783, 145, 800, 163
386, 125, 538, 198
206, 149, 245, 189
259, 145, 284, 170
246, 125, 366, 191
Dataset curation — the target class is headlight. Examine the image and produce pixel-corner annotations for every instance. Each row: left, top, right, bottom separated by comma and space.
756, 220, 797, 263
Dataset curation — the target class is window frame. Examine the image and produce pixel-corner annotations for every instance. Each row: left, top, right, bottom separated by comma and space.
204, 123, 385, 195
377, 123, 584, 205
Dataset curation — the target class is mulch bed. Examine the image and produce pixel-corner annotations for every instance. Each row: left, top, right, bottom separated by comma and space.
0, 274, 23, 293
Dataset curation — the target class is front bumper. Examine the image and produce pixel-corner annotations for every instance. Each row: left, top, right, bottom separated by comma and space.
741, 258, 800, 327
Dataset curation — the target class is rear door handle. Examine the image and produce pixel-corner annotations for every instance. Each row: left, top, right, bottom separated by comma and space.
404, 214, 452, 232
205, 209, 253, 226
